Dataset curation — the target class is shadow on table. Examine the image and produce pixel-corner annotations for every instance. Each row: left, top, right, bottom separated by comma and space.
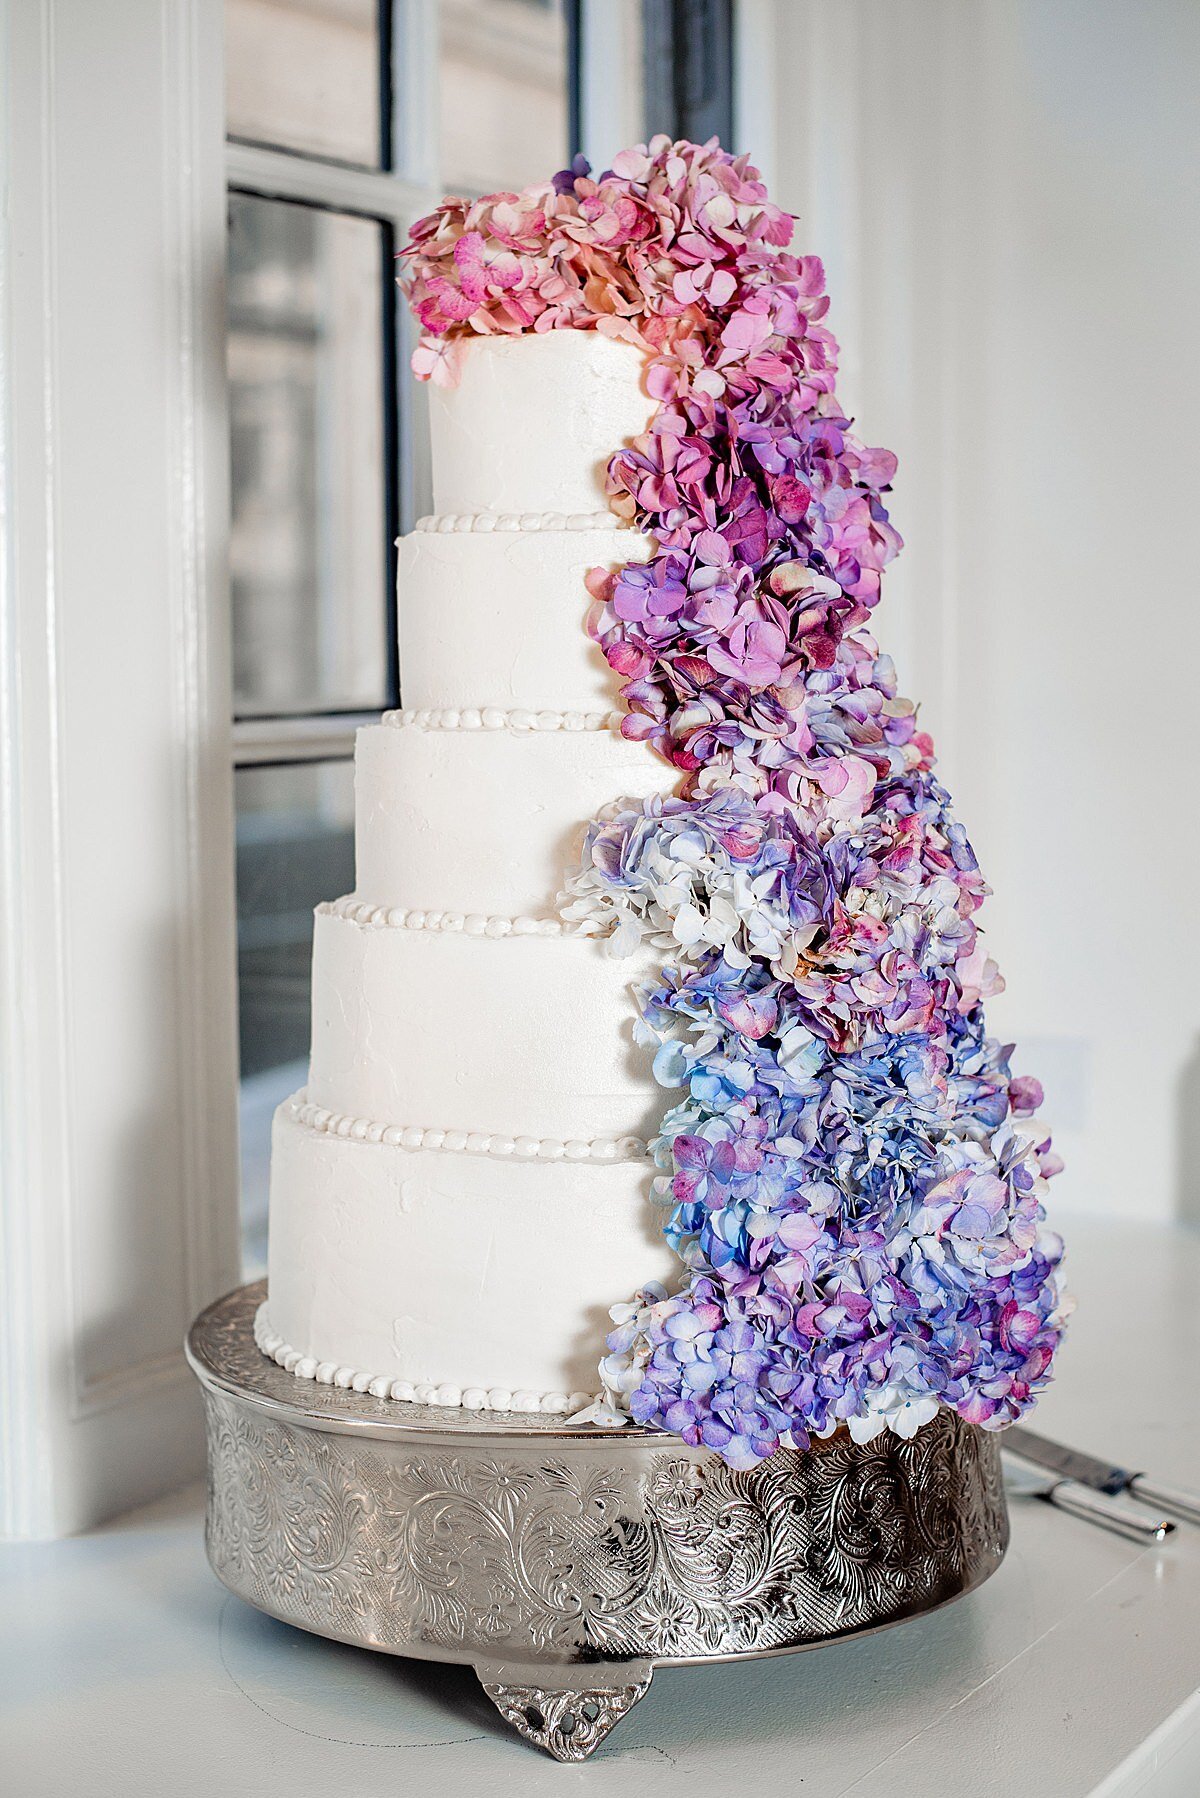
218, 1600, 512, 1750
216, 1577, 994, 1766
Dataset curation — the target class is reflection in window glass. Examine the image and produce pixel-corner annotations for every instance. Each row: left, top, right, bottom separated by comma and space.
225, 0, 383, 168
228, 193, 390, 718
236, 759, 355, 1275
439, 0, 569, 196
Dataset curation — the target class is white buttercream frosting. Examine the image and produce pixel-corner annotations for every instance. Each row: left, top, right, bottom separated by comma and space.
354, 717, 675, 917
265, 1099, 677, 1401
397, 524, 651, 713
428, 331, 654, 516
308, 910, 662, 1140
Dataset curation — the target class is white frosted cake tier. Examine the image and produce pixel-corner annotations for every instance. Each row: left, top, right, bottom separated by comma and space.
354, 714, 675, 916
398, 523, 651, 712
308, 905, 661, 1140
264, 1098, 677, 1408
429, 331, 654, 516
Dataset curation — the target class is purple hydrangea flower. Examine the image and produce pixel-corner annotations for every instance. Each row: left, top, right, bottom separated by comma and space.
404, 135, 1067, 1465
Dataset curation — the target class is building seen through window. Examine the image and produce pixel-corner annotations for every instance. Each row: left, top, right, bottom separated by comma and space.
228, 193, 389, 719
225, 0, 384, 168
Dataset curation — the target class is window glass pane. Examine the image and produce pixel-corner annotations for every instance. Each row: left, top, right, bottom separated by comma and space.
236, 759, 355, 1275
225, 0, 383, 168
228, 193, 390, 718
642, 0, 732, 145
439, 0, 569, 195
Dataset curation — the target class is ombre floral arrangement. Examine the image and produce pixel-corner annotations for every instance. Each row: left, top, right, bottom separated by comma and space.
402, 136, 1068, 1470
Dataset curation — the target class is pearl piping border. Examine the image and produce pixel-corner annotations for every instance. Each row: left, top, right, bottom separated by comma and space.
318, 897, 565, 938
287, 1093, 650, 1164
382, 706, 622, 733
254, 1303, 599, 1416
414, 510, 622, 534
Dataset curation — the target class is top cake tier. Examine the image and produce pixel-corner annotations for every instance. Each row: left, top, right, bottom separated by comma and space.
428, 331, 654, 516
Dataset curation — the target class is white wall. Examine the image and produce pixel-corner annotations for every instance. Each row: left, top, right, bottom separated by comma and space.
0, 0, 241, 1538
770, 0, 1200, 1224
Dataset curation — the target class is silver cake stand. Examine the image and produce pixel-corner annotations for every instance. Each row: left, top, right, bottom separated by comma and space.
186, 1283, 1008, 1761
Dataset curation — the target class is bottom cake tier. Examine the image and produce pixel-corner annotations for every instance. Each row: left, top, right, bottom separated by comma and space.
262, 1094, 679, 1411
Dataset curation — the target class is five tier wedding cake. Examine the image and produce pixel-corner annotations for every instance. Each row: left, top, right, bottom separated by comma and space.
258, 327, 679, 1414
257, 138, 1068, 1466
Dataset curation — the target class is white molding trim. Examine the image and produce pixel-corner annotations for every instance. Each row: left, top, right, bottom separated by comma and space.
163, 0, 241, 1343
0, 0, 46, 1542
0, 0, 241, 1537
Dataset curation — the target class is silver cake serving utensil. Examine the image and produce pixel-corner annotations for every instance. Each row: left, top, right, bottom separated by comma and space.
188, 1281, 1010, 1762
1004, 1424, 1200, 1528
1002, 1437, 1174, 1543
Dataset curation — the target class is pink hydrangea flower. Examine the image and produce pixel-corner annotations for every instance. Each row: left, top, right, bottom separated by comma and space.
815, 753, 876, 820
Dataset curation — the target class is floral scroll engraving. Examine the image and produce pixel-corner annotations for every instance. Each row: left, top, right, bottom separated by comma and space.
203, 1390, 1006, 1664
191, 1285, 1009, 1761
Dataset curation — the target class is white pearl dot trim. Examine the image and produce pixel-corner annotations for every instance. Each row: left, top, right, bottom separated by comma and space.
254, 1303, 597, 1416
382, 706, 622, 733
318, 897, 564, 938
414, 510, 622, 534
287, 1093, 649, 1164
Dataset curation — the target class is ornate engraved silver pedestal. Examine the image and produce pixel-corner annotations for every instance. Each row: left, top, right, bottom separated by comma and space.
187, 1283, 1008, 1761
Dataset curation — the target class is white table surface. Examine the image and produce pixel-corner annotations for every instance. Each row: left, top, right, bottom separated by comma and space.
4, 1215, 1200, 1797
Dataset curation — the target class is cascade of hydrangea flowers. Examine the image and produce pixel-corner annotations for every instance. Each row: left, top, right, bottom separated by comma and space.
402, 136, 1068, 1470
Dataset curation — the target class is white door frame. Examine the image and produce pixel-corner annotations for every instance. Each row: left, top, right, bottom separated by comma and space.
0, 0, 240, 1539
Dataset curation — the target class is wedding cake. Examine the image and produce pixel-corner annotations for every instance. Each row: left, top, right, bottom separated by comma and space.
258, 138, 1068, 1464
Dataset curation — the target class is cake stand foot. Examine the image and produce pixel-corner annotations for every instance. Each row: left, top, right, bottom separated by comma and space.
476, 1665, 654, 1761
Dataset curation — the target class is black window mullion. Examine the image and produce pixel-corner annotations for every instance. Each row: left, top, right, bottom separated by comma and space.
378, 0, 395, 173
565, 0, 584, 164
642, 0, 734, 147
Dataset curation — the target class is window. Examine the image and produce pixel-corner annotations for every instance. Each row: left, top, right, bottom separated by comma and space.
0, 0, 742, 1542
225, 5, 413, 1275
224, 1, 735, 1274
224, 1, 580, 1274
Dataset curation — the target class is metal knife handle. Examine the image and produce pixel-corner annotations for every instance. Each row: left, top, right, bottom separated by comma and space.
1129, 1472, 1200, 1528
1046, 1478, 1174, 1543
